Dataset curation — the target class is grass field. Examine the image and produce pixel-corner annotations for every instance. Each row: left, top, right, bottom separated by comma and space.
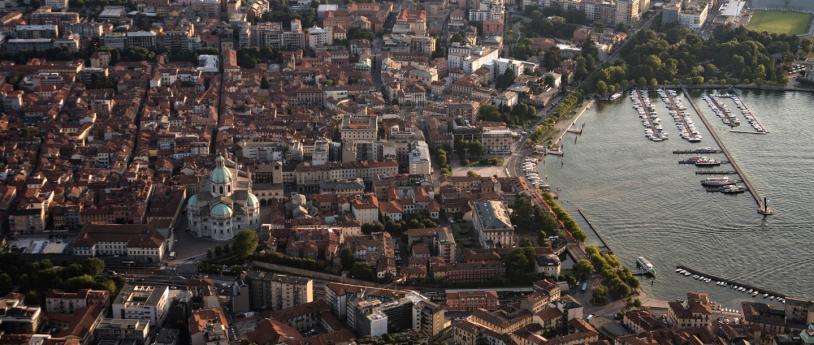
746, 10, 813, 35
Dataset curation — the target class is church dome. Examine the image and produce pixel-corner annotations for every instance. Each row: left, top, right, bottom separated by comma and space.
247, 193, 259, 209
209, 155, 233, 185
210, 203, 233, 219
187, 194, 198, 209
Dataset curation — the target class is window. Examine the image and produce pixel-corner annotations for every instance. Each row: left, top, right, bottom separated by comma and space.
220, 186, 224, 194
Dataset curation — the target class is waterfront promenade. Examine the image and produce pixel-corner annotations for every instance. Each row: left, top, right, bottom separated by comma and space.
553, 100, 594, 149
662, 83, 814, 93
682, 87, 774, 215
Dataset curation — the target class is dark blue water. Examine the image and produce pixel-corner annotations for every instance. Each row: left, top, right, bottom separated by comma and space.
541, 90, 814, 307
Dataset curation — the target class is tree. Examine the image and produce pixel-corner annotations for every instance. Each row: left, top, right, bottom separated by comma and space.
65, 275, 97, 291
595, 80, 608, 95
503, 248, 535, 283
197, 47, 219, 55
82, 258, 105, 276
802, 39, 813, 54
544, 74, 556, 88
466, 170, 480, 177
214, 246, 223, 257
237, 48, 259, 68
608, 277, 632, 299
233, 230, 260, 258
340, 248, 355, 271
591, 285, 608, 304
543, 47, 562, 70
0, 273, 11, 293
24, 291, 39, 306
495, 69, 517, 90
574, 259, 594, 280
361, 222, 385, 234
350, 262, 375, 280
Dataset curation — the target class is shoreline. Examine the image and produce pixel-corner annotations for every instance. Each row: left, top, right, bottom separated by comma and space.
539, 89, 811, 305
552, 99, 594, 149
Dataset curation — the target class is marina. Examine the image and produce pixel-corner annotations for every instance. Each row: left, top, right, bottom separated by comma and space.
658, 88, 703, 142
682, 88, 774, 215
675, 265, 786, 302
540, 89, 813, 304
718, 92, 768, 134
702, 93, 740, 127
631, 89, 668, 142
521, 158, 548, 189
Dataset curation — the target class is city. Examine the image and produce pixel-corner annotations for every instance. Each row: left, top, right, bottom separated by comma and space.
0, 0, 812, 343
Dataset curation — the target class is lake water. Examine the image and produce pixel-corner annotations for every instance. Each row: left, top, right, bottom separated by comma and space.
540, 89, 814, 307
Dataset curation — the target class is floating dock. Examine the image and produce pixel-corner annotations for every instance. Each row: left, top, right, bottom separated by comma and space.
722, 91, 768, 133
695, 170, 738, 175
730, 130, 767, 135
678, 159, 730, 165
673, 149, 721, 154
683, 87, 774, 215
660, 89, 702, 142
706, 94, 740, 127
676, 264, 786, 299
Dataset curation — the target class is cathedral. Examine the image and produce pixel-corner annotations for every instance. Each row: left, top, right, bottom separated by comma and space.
187, 155, 260, 241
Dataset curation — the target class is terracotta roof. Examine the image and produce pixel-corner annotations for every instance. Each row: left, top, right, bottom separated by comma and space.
73, 224, 165, 248
189, 307, 229, 335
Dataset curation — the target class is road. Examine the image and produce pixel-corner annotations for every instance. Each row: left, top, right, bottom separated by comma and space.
603, 11, 660, 64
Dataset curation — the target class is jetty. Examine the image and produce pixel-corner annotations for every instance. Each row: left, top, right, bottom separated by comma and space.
567, 123, 585, 134
569, 208, 611, 252
553, 100, 593, 149
676, 265, 786, 299
682, 87, 774, 215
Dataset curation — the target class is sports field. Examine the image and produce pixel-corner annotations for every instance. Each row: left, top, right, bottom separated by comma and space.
746, 10, 813, 35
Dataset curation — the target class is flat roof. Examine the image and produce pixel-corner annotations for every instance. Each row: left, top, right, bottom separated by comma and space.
9, 238, 68, 254
719, 0, 745, 17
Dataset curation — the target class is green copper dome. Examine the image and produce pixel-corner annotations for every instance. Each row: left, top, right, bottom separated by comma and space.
210, 203, 233, 218
247, 193, 259, 209
209, 155, 233, 185
187, 194, 198, 209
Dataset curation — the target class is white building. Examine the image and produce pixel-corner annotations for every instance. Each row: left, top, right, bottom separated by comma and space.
351, 194, 380, 225
408, 141, 432, 175
494, 91, 519, 108
71, 224, 166, 264
307, 26, 332, 49
470, 200, 514, 248
677, 0, 709, 30
312, 138, 331, 165
187, 155, 260, 241
112, 285, 170, 326
447, 44, 500, 74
